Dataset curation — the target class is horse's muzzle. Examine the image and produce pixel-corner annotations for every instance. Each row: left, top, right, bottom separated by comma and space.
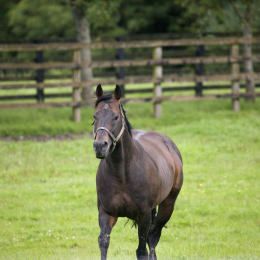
93, 140, 109, 159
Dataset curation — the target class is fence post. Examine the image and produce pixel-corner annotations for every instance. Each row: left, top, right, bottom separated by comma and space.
231, 45, 240, 112
73, 50, 81, 122
153, 46, 163, 118
243, 30, 255, 101
195, 45, 205, 97
35, 51, 45, 103
115, 37, 126, 97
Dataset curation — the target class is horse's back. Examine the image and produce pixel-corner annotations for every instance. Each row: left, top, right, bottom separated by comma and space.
133, 129, 183, 194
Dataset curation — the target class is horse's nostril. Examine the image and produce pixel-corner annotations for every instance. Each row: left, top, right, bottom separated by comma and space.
94, 141, 108, 150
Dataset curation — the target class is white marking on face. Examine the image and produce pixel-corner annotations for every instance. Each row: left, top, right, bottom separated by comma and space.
104, 104, 109, 109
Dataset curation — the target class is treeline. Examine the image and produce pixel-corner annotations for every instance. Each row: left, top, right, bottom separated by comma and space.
1, 0, 260, 43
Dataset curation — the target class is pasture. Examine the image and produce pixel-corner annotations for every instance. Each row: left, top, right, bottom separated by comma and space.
0, 99, 259, 259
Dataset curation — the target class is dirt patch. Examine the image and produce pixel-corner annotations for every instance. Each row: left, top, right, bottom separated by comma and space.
0, 132, 92, 142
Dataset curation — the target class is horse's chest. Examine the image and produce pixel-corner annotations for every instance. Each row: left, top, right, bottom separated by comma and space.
99, 190, 137, 218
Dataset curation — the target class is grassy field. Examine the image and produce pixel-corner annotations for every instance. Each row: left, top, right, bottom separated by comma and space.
0, 99, 260, 259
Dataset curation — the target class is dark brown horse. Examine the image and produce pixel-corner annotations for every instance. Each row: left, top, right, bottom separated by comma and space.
93, 84, 183, 260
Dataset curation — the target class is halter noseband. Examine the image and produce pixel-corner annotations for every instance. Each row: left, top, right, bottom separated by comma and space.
94, 105, 125, 152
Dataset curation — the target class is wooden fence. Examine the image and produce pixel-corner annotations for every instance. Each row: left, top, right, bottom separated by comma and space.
0, 36, 260, 121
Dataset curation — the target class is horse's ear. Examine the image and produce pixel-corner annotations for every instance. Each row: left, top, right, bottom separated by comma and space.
96, 84, 103, 98
114, 85, 122, 100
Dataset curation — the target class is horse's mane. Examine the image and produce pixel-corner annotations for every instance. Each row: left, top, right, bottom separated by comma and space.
95, 94, 132, 136
121, 105, 132, 137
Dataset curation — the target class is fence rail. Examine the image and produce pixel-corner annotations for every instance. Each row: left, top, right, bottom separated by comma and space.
0, 35, 260, 120
2, 56, 260, 70
1, 36, 260, 52
1, 73, 259, 89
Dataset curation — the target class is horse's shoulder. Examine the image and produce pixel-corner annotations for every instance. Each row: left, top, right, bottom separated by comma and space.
132, 129, 166, 145
132, 129, 182, 163
132, 129, 146, 141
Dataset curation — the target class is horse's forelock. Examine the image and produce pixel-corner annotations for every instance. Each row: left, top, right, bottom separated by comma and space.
95, 94, 113, 107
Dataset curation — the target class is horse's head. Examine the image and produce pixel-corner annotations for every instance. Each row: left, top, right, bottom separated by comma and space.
93, 84, 125, 159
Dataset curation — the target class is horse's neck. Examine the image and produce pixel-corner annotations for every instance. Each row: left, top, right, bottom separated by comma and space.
106, 130, 135, 181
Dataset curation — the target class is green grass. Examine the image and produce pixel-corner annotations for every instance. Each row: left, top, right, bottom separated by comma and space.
0, 100, 260, 259
0, 107, 92, 137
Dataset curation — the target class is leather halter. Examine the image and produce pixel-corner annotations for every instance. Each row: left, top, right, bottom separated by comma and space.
94, 104, 125, 152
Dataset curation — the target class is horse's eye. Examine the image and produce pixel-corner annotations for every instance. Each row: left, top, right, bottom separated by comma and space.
114, 116, 119, 121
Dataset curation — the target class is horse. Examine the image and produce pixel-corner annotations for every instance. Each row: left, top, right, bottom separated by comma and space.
93, 84, 183, 260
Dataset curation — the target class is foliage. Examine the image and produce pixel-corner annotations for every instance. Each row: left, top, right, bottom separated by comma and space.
84, 0, 122, 38
8, 0, 75, 42
118, 0, 195, 36
176, 0, 260, 34
0, 100, 260, 259
5, 0, 122, 42
3, 0, 260, 43
0, 0, 17, 42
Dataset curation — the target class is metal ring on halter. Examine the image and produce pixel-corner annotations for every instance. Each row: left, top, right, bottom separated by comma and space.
94, 105, 125, 151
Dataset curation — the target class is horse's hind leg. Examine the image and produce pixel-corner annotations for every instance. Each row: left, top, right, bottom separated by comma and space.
148, 189, 180, 260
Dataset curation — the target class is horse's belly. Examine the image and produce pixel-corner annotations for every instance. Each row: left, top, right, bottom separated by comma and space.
100, 192, 138, 219
155, 157, 175, 202
134, 131, 178, 203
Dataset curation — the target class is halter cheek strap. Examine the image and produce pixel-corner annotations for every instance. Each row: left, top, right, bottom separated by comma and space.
94, 123, 125, 150
94, 105, 125, 152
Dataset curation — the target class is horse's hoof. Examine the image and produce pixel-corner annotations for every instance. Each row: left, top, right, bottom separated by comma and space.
149, 251, 157, 260
137, 257, 148, 260
149, 255, 157, 260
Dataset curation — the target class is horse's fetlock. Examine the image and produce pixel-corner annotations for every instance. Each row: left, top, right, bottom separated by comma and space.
136, 247, 148, 257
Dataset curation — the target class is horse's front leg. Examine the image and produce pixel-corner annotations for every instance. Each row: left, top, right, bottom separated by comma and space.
98, 206, 117, 260
136, 212, 152, 260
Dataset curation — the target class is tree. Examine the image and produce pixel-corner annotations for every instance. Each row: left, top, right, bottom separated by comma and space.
69, 0, 121, 105
69, 0, 93, 105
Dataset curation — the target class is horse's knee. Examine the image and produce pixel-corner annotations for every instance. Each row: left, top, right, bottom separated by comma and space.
98, 233, 110, 249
